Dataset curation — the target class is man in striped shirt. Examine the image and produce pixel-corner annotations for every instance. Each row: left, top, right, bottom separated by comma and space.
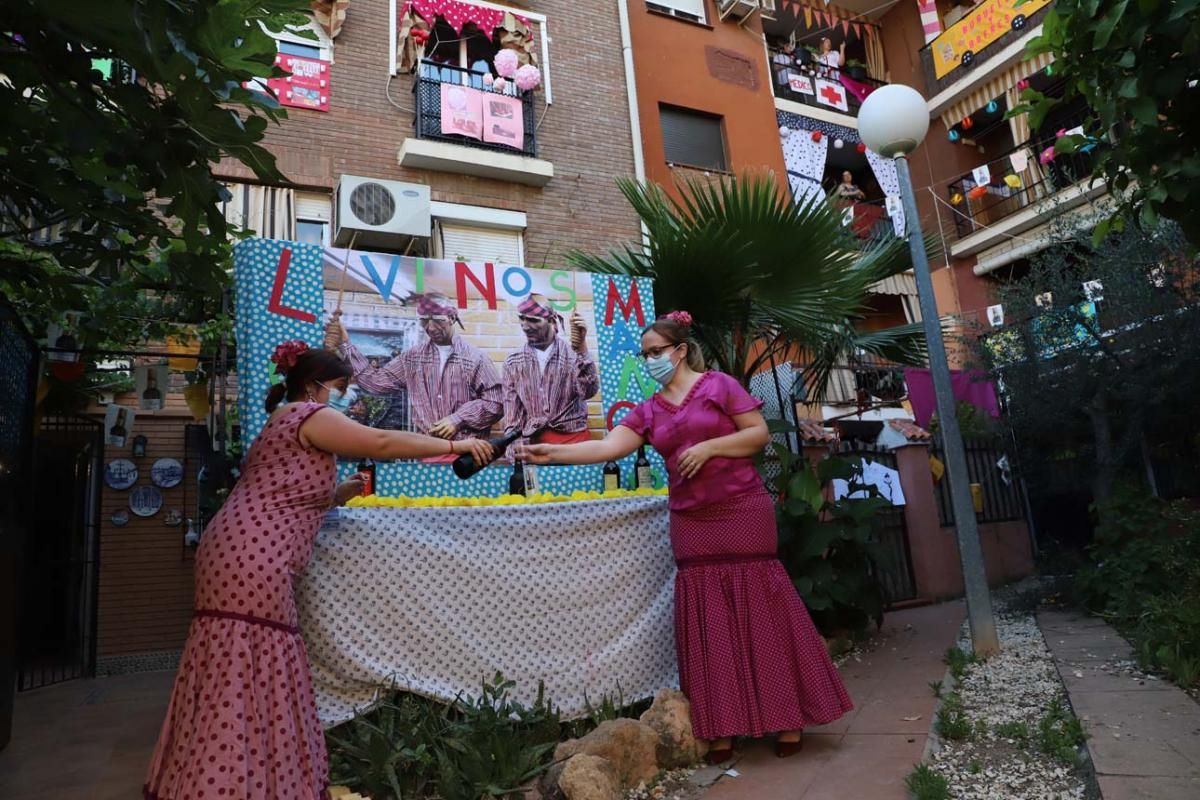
502, 294, 599, 444
326, 295, 503, 453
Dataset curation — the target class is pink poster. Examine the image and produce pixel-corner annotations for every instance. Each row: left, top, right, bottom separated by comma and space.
267, 53, 330, 112
482, 93, 524, 151
440, 84, 483, 140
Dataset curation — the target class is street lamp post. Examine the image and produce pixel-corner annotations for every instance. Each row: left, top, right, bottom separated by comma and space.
859, 85, 1000, 657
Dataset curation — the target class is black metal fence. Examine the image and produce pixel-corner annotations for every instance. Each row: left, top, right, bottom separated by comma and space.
931, 436, 1025, 526
767, 52, 886, 117
413, 61, 538, 157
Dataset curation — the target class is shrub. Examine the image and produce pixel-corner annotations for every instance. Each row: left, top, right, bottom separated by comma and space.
905, 763, 950, 800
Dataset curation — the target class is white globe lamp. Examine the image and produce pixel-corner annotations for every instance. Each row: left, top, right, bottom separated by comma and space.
858, 84, 930, 158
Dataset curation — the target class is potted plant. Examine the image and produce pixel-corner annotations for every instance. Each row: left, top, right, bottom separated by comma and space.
845, 59, 869, 80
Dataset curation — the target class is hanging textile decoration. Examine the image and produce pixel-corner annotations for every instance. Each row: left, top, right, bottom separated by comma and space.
397, 0, 535, 73
986, 100, 999, 114
951, 192, 964, 205
865, 148, 906, 237
781, 118, 830, 210
962, 115, 975, 130
1003, 174, 1023, 190
972, 164, 991, 186
968, 184, 989, 200
311, 0, 350, 39
917, 0, 942, 43
948, 129, 962, 142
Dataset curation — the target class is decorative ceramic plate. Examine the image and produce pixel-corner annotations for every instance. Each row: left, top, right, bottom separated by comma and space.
104, 459, 138, 491
151, 458, 184, 489
110, 510, 130, 527
129, 485, 163, 518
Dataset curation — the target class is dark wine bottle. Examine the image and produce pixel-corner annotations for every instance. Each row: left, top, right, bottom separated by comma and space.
141, 369, 163, 411
635, 445, 653, 489
508, 458, 527, 496
603, 460, 621, 492
110, 409, 128, 442
451, 429, 517, 480
356, 459, 376, 495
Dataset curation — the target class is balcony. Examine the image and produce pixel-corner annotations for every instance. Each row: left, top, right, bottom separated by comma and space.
399, 60, 553, 186
768, 49, 887, 120
920, 1, 1052, 100
940, 113, 1104, 258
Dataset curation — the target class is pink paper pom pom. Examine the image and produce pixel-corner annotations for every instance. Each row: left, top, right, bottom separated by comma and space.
514, 64, 541, 92
493, 77, 508, 92
494, 49, 519, 78
483, 73, 494, 87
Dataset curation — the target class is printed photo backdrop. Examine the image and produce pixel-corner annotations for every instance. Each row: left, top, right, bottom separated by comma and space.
234, 238, 664, 497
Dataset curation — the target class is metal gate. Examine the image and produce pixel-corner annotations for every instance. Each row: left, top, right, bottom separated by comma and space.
1, 302, 39, 749
833, 442, 918, 605
16, 414, 103, 691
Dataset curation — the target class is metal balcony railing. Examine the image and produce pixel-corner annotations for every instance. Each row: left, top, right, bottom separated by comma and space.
412, 60, 538, 157
768, 49, 887, 117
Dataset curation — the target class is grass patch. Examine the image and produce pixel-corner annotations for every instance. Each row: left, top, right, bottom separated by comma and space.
905, 763, 950, 800
934, 692, 973, 741
944, 646, 979, 680
928, 679, 944, 699
994, 719, 1031, 745
1036, 698, 1087, 765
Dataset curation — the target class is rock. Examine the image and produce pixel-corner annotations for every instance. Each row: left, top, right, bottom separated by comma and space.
554, 718, 660, 789
558, 754, 621, 800
638, 688, 708, 768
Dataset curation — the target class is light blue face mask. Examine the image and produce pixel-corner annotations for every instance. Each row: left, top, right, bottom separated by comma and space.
320, 382, 352, 413
644, 345, 681, 385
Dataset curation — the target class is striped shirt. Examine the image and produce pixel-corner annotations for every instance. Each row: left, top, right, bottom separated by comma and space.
340, 337, 503, 438
503, 338, 599, 436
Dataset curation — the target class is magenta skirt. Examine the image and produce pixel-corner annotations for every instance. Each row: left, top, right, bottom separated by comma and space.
671, 491, 854, 740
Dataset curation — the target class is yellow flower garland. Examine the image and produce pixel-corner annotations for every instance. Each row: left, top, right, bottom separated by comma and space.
345, 487, 668, 509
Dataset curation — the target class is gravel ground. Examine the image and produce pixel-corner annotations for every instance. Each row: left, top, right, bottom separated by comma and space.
927, 586, 1093, 800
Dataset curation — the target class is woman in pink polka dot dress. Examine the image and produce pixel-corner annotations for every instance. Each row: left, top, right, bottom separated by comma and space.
144, 344, 495, 800
523, 315, 852, 763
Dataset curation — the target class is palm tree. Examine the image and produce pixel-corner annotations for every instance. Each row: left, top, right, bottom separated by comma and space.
568, 172, 934, 401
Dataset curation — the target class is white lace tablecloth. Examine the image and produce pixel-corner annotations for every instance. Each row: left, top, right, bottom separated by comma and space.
295, 497, 679, 726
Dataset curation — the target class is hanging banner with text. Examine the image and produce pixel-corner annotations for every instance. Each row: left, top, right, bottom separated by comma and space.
268, 52, 330, 112
233, 238, 662, 497
929, 0, 1052, 80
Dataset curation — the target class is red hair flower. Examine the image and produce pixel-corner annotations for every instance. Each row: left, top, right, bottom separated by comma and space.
663, 310, 694, 330
271, 339, 310, 375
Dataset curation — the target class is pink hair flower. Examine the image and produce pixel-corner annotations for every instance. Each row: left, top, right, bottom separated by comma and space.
664, 310, 694, 329
270, 339, 310, 374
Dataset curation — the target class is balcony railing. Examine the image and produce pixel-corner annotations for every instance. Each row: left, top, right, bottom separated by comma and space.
768, 50, 887, 117
941, 114, 1099, 240
412, 60, 538, 158
919, 2, 1052, 96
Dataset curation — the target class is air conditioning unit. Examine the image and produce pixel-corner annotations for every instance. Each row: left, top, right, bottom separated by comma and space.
718, 0, 758, 21
333, 175, 431, 249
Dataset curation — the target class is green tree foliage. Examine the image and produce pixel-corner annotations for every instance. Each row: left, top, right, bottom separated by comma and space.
978, 217, 1200, 504
568, 173, 933, 399
1020, 0, 1200, 243
0, 0, 311, 347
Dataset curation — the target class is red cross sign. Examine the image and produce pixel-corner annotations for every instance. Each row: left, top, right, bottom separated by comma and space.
815, 79, 848, 112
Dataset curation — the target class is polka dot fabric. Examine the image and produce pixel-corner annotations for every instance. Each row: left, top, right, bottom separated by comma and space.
672, 492, 854, 740
144, 403, 335, 800
294, 496, 679, 725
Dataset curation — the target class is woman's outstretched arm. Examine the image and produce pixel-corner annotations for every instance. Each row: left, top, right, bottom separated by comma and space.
300, 407, 495, 465
520, 426, 644, 466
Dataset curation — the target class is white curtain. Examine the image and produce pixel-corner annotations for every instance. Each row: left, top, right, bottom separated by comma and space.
221, 183, 296, 240
781, 128, 829, 209
865, 149, 906, 237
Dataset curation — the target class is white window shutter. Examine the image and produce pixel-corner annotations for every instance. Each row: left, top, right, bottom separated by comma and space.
295, 191, 332, 222
439, 224, 523, 264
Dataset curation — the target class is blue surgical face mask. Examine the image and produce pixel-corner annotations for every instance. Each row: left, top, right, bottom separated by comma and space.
644, 346, 681, 385
320, 382, 352, 413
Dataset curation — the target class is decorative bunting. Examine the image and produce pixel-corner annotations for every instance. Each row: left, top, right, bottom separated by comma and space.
1010, 149, 1029, 172
1003, 174, 1023, 190
972, 164, 992, 186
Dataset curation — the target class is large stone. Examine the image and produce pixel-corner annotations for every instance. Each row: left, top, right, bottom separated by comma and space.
637, 688, 708, 768
558, 754, 622, 800
553, 718, 660, 789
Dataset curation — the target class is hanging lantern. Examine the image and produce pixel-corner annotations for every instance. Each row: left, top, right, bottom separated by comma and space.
951, 192, 964, 206
833, 138, 844, 149
986, 100, 999, 114
811, 130, 823, 142
1016, 78, 1030, 91
779, 125, 791, 138
968, 185, 989, 200
1003, 174, 1023, 190
948, 129, 961, 143
962, 115, 975, 130
856, 142, 867, 154
1044, 64, 1054, 76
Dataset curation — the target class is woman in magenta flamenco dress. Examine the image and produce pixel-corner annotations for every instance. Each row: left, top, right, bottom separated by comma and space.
144, 344, 494, 800
524, 314, 852, 761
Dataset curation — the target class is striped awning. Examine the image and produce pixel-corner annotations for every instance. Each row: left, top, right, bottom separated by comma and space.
871, 272, 918, 296
938, 51, 1055, 131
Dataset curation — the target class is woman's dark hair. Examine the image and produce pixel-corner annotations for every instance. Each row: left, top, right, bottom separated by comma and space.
265, 349, 353, 412
642, 319, 705, 372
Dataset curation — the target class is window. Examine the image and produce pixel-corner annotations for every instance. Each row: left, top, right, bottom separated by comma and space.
647, 0, 707, 23
660, 105, 727, 171
278, 41, 323, 59
295, 191, 331, 247
438, 223, 524, 264
267, 17, 334, 62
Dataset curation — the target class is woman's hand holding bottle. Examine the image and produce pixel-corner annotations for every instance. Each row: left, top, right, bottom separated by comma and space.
450, 437, 497, 467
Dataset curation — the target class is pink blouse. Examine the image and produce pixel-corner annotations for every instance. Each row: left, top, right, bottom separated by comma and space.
619, 371, 765, 511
